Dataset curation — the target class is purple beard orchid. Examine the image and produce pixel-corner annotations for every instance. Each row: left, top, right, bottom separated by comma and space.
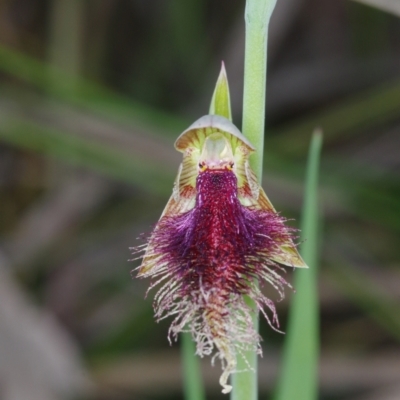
132, 115, 307, 394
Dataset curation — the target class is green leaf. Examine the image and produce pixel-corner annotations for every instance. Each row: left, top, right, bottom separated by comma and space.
274, 130, 323, 400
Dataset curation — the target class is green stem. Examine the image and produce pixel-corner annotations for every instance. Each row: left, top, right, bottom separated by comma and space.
242, 0, 277, 178
231, 1, 277, 400
181, 332, 205, 400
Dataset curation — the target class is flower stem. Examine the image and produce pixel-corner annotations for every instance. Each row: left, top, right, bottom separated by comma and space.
241, 0, 277, 178
181, 332, 205, 400
231, 1, 277, 400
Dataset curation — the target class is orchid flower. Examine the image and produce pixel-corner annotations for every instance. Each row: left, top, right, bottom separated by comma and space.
132, 114, 307, 393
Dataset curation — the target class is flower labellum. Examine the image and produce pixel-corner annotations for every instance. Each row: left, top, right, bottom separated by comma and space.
132, 115, 307, 394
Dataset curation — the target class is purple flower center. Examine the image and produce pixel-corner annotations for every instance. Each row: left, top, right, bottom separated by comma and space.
157, 169, 287, 297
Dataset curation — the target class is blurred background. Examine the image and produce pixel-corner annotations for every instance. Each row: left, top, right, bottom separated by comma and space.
0, 0, 399, 399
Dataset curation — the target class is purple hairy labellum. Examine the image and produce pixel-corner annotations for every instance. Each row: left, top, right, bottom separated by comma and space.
132, 115, 307, 394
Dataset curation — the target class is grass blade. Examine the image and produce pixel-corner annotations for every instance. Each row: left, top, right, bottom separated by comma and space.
274, 129, 323, 400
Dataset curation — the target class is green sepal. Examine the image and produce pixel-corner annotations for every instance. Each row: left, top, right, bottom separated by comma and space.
209, 62, 232, 121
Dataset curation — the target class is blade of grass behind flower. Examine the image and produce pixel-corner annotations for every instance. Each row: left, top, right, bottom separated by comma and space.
274, 130, 323, 400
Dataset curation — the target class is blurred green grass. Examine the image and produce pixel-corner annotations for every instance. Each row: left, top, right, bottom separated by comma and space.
1, 42, 399, 354
0, 1, 399, 398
